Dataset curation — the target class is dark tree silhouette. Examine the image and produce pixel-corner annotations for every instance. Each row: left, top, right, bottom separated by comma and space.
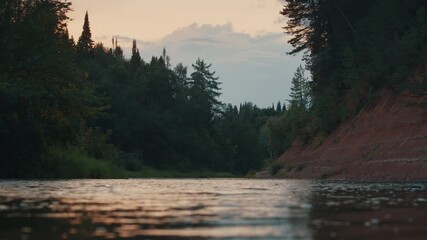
76, 11, 94, 58
130, 39, 142, 73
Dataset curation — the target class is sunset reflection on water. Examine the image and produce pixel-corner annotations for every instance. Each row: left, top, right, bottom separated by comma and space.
0, 180, 426, 239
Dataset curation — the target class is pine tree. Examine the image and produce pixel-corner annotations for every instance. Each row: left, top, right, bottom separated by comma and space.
162, 47, 171, 69
190, 59, 221, 104
282, 102, 287, 112
113, 38, 124, 60
276, 102, 282, 113
76, 11, 94, 58
172, 63, 189, 100
280, 0, 333, 56
189, 59, 222, 125
113, 46, 124, 59
289, 65, 310, 110
130, 39, 141, 73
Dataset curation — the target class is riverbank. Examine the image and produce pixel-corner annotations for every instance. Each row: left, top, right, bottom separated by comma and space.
258, 88, 427, 180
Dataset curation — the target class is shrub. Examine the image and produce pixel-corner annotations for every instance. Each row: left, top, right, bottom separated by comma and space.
269, 162, 283, 176
44, 146, 126, 179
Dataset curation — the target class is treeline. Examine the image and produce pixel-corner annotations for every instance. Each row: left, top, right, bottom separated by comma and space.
0, 0, 286, 178
262, 0, 427, 157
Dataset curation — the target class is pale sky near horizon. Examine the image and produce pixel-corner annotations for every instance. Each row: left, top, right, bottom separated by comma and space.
67, 0, 303, 107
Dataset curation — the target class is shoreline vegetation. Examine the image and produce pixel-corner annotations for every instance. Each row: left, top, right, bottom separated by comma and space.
36, 146, 237, 179
53, 146, 239, 179
1, 0, 426, 179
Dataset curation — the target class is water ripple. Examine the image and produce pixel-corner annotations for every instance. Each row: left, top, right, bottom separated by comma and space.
0, 179, 426, 239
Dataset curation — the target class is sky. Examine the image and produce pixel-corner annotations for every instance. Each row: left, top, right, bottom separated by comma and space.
67, 0, 303, 108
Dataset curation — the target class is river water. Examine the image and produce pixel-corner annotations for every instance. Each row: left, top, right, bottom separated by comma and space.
0, 179, 426, 240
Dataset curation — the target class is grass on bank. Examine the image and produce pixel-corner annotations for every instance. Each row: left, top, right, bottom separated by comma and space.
41, 146, 236, 179
44, 146, 127, 179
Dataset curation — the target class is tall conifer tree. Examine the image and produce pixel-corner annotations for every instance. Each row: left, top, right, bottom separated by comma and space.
130, 39, 141, 73
189, 59, 222, 126
77, 11, 94, 58
289, 65, 310, 110
276, 102, 282, 113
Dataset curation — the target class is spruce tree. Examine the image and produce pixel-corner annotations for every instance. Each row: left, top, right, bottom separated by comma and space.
76, 11, 94, 58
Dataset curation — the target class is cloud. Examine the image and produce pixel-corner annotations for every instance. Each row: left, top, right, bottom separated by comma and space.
186, 37, 222, 45
95, 23, 302, 107
97, 35, 154, 47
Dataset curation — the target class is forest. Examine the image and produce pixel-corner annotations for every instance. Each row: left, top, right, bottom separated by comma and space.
0, 0, 284, 178
1, 0, 426, 178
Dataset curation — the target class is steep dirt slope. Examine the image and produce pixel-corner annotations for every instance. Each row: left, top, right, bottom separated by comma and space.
259, 89, 427, 180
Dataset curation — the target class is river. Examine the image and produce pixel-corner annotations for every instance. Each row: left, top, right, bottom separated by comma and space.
0, 179, 426, 240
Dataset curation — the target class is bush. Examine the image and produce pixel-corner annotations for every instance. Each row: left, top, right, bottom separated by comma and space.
245, 170, 257, 178
79, 127, 118, 161
43, 146, 126, 179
